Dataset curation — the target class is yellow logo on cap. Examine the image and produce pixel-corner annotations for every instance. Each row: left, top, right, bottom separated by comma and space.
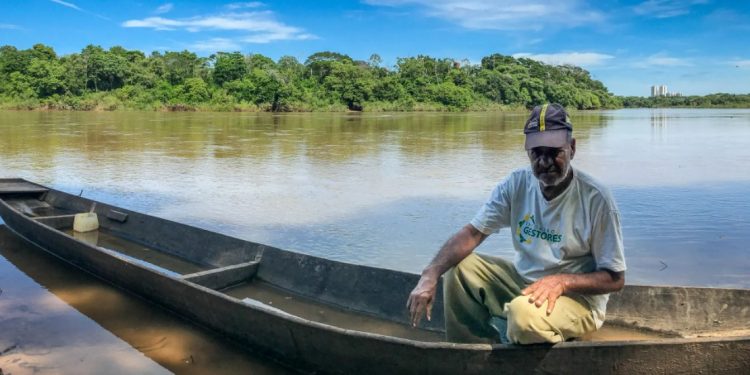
539, 103, 548, 132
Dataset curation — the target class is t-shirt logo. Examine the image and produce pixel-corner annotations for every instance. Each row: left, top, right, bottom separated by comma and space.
517, 213, 563, 244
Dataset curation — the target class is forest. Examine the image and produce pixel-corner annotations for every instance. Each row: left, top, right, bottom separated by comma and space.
0, 44, 621, 112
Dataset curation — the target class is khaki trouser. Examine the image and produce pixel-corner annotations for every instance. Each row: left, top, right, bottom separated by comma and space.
443, 253, 597, 344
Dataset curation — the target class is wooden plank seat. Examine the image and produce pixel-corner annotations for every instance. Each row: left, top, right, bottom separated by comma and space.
182, 260, 260, 290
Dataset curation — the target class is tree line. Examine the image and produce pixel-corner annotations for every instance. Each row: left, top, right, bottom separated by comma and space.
2, 44, 746, 112
620, 94, 750, 108
0, 44, 621, 112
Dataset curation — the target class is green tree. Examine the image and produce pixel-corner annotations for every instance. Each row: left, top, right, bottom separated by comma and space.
3, 71, 34, 98
0, 45, 32, 75
29, 43, 56, 61
368, 53, 382, 68
181, 77, 210, 103
396, 55, 454, 101
372, 75, 406, 102
161, 50, 202, 85
324, 61, 373, 110
304, 51, 353, 81
246, 53, 276, 71
428, 82, 472, 110
27, 58, 65, 97
213, 52, 247, 86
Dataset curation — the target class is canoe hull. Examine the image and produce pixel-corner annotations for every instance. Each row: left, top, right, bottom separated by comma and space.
0, 180, 748, 374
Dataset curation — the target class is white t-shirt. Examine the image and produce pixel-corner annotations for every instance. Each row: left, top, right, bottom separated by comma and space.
470, 166, 626, 328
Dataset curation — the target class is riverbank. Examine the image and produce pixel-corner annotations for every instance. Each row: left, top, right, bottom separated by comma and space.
620, 93, 750, 108
0, 94, 523, 112
2, 93, 748, 113
3, 100, 747, 112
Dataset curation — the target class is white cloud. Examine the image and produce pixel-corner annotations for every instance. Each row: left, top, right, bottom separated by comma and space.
732, 60, 750, 68
0, 23, 20, 30
242, 32, 316, 44
226, 2, 264, 9
154, 3, 173, 14
638, 53, 692, 67
633, 0, 708, 19
512, 52, 614, 67
192, 38, 242, 51
50, 0, 82, 11
123, 9, 315, 48
363, 0, 604, 30
49, 0, 110, 20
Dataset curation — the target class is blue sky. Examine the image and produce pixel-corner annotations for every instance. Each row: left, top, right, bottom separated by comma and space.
1, 0, 748, 96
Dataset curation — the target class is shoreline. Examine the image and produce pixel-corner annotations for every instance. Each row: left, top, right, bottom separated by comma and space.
1, 105, 748, 113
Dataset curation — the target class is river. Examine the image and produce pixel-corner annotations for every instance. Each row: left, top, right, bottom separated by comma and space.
1, 108, 749, 373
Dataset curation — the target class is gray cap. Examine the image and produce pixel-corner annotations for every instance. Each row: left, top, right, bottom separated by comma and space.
523, 103, 573, 150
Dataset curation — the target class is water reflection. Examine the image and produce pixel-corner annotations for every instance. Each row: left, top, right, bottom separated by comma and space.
650, 109, 669, 128
0, 226, 295, 375
0, 111, 607, 163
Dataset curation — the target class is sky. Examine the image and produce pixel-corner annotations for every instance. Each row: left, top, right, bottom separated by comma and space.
1, 0, 748, 96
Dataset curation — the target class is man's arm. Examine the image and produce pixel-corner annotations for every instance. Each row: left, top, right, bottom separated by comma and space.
406, 224, 488, 327
521, 269, 625, 315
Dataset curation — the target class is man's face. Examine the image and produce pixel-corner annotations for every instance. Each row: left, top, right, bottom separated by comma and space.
527, 138, 576, 187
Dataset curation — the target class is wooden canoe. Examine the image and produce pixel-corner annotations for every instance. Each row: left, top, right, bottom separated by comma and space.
0, 178, 748, 374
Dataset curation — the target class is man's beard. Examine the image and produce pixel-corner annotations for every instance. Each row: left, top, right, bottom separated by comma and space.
537, 163, 570, 187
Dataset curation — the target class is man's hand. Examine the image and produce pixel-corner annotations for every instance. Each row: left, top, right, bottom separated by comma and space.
406, 275, 439, 327
405, 224, 487, 327
521, 274, 568, 315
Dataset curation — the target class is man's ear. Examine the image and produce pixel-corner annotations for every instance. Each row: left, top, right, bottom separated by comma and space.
570, 138, 576, 159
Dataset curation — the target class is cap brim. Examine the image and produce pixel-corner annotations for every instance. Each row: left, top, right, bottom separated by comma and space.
524, 129, 569, 150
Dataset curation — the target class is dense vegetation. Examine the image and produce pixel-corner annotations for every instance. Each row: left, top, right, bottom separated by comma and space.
0, 44, 620, 112
620, 94, 750, 108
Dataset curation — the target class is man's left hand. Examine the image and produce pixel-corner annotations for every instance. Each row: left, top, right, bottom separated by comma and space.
521, 274, 568, 315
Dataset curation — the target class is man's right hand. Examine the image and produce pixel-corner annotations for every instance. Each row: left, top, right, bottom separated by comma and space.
406, 274, 438, 327
406, 224, 486, 328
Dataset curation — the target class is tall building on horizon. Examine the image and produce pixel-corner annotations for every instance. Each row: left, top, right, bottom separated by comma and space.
651, 85, 669, 97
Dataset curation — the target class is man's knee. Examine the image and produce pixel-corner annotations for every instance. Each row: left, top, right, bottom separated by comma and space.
506, 296, 541, 330
506, 296, 557, 344
444, 254, 481, 287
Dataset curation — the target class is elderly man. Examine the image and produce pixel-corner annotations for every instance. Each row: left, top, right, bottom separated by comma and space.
407, 103, 626, 344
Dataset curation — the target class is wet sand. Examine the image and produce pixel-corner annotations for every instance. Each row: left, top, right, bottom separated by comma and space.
0, 225, 296, 375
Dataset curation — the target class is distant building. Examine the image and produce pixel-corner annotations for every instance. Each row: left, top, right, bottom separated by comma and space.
650, 84, 676, 97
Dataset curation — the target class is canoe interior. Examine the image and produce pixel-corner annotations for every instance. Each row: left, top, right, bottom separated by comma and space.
1, 179, 748, 345
0, 185, 446, 342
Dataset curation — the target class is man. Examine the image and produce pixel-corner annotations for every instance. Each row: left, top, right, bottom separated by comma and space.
406, 103, 626, 344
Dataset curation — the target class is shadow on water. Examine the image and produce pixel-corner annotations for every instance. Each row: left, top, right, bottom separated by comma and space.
0, 225, 296, 375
